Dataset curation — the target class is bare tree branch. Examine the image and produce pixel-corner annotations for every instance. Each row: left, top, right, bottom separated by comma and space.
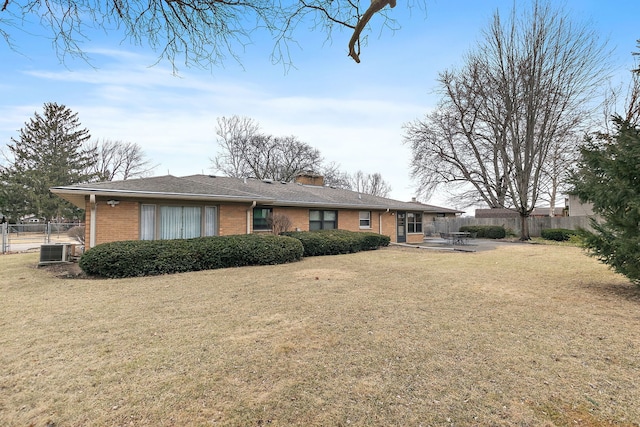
211, 115, 324, 181
348, 0, 396, 63
1, 0, 424, 69
349, 170, 392, 197
404, 0, 610, 239
86, 138, 157, 181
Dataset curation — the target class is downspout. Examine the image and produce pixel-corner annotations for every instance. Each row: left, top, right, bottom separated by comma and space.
89, 194, 97, 248
247, 201, 257, 234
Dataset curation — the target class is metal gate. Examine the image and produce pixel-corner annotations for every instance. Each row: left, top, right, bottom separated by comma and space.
1, 222, 7, 254
1, 222, 82, 254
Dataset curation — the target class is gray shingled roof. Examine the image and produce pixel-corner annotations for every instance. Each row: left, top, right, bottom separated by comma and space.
51, 174, 463, 213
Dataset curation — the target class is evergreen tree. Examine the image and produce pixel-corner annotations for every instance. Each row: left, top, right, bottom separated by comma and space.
0, 102, 96, 221
571, 118, 640, 285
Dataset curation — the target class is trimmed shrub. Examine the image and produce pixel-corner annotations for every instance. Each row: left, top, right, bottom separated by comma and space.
459, 225, 506, 239
541, 228, 578, 242
282, 229, 390, 257
79, 234, 304, 278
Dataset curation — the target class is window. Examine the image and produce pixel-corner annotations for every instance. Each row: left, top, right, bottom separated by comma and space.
359, 211, 371, 228
140, 205, 217, 240
204, 207, 217, 237
309, 210, 337, 230
140, 204, 156, 240
253, 207, 273, 231
407, 212, 423, 233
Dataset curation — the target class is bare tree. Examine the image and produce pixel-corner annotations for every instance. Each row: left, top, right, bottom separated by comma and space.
212, 116, 392, 189
211, 115, 324, 181
404, 1, 609, 239
212, 116, 259, 178
602, 57, 640, 130
1, 0, 421, 69
319, 161, 352, 189
537, 133, 580, 216
268, 213, 292, 235
349, 170, 392, 197
86, 139, 156, 181
245, 135, 323, 181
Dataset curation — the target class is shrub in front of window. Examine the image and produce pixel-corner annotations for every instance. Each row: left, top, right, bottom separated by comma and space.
282, 229, 390, 257
268, 213, 293, 235
540, 228, 578, 242
459, 225, 506, 239
79, 234, 304, 278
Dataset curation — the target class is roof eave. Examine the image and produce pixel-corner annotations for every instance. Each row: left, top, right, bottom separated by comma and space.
50, 187, 273, 208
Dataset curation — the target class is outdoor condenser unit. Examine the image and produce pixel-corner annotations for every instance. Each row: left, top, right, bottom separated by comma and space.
39, 243, 72, 265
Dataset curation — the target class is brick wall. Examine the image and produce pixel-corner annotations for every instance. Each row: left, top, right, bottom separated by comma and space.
86, 197, 140, 245
219, 204, 250, 235
269, 207, 396, 241
293, 174, 324, 186
406, 232, 424, 244
381, 211, 397, 242
271, 207, 310, 232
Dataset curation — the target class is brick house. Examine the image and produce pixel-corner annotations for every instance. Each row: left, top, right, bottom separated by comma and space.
50, 174, 461, 248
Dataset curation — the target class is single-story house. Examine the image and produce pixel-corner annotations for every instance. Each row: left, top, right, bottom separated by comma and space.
50, 173, 462, 248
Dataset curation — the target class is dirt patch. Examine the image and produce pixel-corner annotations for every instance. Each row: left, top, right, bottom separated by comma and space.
37, 261, 87, 279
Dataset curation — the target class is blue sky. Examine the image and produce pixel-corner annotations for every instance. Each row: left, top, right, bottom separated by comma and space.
1, 0, 639, 208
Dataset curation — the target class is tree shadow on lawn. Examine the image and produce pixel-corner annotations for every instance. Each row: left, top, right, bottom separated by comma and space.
580, 279, 640, 303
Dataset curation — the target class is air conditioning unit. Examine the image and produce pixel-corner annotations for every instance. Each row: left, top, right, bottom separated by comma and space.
39, 243, 73, 265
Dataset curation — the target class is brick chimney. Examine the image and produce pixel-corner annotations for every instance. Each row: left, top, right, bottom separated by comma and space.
294, 173, 325, 186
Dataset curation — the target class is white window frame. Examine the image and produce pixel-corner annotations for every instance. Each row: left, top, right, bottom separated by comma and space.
359, 211, 371, 229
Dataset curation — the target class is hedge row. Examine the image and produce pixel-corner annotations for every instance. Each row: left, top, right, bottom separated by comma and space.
541, 228, 579, 242
79, 234, 304, 278
458, 225, 506, 239
281, 229, 390, 257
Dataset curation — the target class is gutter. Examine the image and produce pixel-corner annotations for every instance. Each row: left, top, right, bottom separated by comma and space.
89, 194, 96, 248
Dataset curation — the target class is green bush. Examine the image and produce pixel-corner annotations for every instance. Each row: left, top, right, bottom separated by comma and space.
79, 234, 304, 278
458, 225, 506, 239
282, 229, 390, 257
541, 228, 578, 242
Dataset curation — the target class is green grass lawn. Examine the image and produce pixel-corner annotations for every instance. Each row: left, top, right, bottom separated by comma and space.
1, 244, 639, 426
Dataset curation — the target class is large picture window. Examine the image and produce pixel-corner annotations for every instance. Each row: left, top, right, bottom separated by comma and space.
407, 212, 423, 234
140, 205, 217, 240
309, 210, 337, 230
160, 206, 201, 239
253, 207, 273, 231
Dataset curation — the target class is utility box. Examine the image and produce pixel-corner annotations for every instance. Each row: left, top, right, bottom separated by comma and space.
39, 243, 73, 265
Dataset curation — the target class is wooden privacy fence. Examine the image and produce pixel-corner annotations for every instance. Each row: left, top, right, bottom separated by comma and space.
428, 216, 596, 238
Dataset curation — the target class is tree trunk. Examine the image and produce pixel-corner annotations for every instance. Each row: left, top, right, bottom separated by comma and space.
519, 213, 531, 241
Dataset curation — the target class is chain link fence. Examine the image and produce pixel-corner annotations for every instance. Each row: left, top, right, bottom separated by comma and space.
1, 222, 83, 254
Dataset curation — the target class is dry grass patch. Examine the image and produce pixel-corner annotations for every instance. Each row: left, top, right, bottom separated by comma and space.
1, 244, 639, 426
